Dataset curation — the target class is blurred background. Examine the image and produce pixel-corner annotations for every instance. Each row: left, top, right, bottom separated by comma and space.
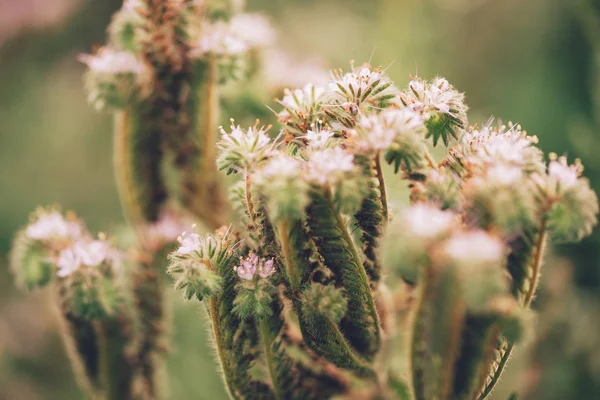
1, 0, 600, 399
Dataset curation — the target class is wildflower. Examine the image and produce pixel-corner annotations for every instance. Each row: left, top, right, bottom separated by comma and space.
444, 230, 505, 264
75, 239, 110, 267
548, 159, 578, 189
26, 211, 81, 242
56, 247, 82, 278
303, 129, 334, 149
404, 204, 455, 239
305, 147, 355, 186
217, 120, 274, 173
234, 252, 275, 280
278, 83, 326, 135
177, 231, 202, 255
400, 76, 467, 146
328, 64, 400, 111
79, 46, 149, 110
79, 47, 145, 75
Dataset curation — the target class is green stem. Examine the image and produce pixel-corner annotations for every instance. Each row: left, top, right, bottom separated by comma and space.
326, 190, 381, 350
259, 319, 284, 400
114, 109, 143, 225
93, 321, 113, 400
208, 298, 241, 400
375, 152, 389, 222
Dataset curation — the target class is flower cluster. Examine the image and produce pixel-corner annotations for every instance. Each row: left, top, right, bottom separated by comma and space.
217, 120, 275, 174
234, 252, 275, 280
400, 76, 468, 146
79, 47, 150, 111
11, 208, 122, 318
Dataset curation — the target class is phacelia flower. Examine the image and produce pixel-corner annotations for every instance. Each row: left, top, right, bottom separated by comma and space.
278, 83, 326, 135
56, 247, 82, 278
305, 147, 355, 186
400, 76, 467, 146
303, 129, 335, 149
234, 252, 275, 280
177, 230, 202, 255
80, 47, 149, 110
75, 239, 110, 267
328, 64, 400, 112
217, 120, 274, 173
444, 230, 505, 265
404, 204, 455, 239
26, 210, 82, 242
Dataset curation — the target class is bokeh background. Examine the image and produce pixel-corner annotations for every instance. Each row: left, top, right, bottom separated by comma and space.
1, 0, 600, 399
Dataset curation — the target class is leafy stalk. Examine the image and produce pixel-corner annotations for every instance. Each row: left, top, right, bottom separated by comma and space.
306, 188, 381, 361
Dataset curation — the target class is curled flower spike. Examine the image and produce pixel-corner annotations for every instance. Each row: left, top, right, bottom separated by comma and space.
217, 120, 274, 174
278, 83, 326, 136
234, 252, 276, 280
255, 156, 310, 222
540, 156, 599, 242
351, 108, 427, 172
328, 64, 400, 111
79, 47, 150, 111
400, 76, 467, 146
457, 123, 545, 174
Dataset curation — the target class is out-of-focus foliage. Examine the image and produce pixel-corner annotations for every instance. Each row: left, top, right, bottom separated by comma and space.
1, 0, 599, 399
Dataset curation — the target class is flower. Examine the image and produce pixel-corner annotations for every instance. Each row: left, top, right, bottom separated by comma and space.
26, 211, 81, 241
485, 163, 524, 186
328, 64, 400, 109
217, 121, 274, 172
548, 159, 579, 189
234, 252, 275, 280
404, 204, 455, 238
75, 240, 110, 267
56, 247, 82, 278
303, 129, 334, 149
177, 231, 202, 255
444, 231, 505, 264
305, 147, 355, 185
79, 47, 145, 75
353, 108, 425, 153
278, 83, 326, 125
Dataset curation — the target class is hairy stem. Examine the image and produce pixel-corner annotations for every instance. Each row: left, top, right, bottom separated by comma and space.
208, 298, 241, 400
259, 319, 284, 400
375, 152, 389, 222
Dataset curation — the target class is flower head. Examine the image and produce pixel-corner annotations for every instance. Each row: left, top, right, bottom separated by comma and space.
400, 76, 467, 146
217, 120, 274, 173
234, 252, 275, 280
26, 211, 82, 242
444, 230, 505, 265
177, 230, 202, 255
56, 247, 82, 278
305, 147, 355, 186
404, 204, 455, 239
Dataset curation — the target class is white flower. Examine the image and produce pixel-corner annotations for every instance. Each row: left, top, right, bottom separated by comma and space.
328, 65, 399, 107
445, 231, 505, 264
26, 211, 82, 241
190, 21, 248, 58
177, 232, 202, 255
280, 83, 325, 112
486, 163, 524, 185
549, 160, 578, 189
229, 13, 275, 48
353, 108, 426, 152
306, 147, 354, 185
303, 130, 334, 149
259, 156, 301, 179
75, 240, 110, 267
57, 247, 82, 277
79, 48, 145, 75
404, 204, 454, 238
